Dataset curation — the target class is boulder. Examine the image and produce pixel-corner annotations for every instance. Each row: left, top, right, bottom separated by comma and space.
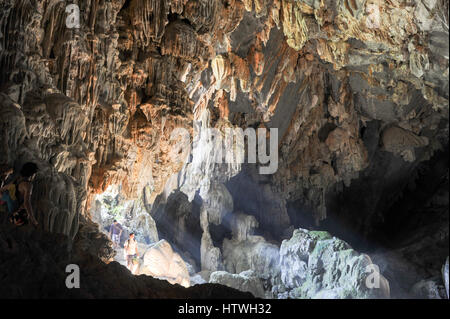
139, 239, 190, 288
210, 270, 265, 298
222, 211, 280, 284
190, 274, 207, 286
222, 236, 281, 283
279, 228, 390, 299
411, 279, 447, 299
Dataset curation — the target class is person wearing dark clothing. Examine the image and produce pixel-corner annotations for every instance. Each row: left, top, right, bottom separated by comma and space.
0, 162, 39, 226
109, 219, 123, 249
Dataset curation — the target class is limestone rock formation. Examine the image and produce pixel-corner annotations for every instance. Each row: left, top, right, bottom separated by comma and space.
91, 185, 159, 245
222, 236, 281, 286
382, 126, 429, 162
209, 270, 266, 298
222, 212, 281, 285
139, 239, 190, 288
0, 0, 447, 220
410, 279, 447, 299
279, 228, 390, 299
74, 216, 116, 263
215, 226, 392, 299
0, 223, 253, 298
198, 182, 233, 271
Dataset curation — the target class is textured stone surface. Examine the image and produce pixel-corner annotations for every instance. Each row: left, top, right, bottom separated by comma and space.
210, 270, 266, 298
1, 0, 447, 230
410, 279, 447, 299
91, 185, 159, 245
279, 228, 390, 299
139, 239, 190, 288
222, 236, 281, 283
0, 223, 253, 298
222, 211, 281, 285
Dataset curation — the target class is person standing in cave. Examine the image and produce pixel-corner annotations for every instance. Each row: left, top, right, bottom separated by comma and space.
124, 232, 139, 274
109, 219, 123, 249
0, 162, 39, 227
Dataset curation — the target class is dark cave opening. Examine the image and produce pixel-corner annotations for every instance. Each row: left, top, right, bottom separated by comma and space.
225, 167, 286, 243
223, 137, 448, 271
321, 147, 449, 255
372, 148, 449, 249
286, 200, 317, 231
209, 213, 233, 249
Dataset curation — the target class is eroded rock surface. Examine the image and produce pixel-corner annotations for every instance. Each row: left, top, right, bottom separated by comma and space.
1, 0, 447, 229
210, 270, 266, 299
0, 223, 253, 298
279, 228, 390, 299
139, 239, 191, 288
410, 279, 446, 299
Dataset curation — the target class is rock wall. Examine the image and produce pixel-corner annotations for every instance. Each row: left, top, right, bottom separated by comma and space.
212, 226, 390, 299
139, 239, 190, 288
0, 223, 253, 298
1, 0, 447, 235
278, 228, 389, 299
210, 270, 266, 298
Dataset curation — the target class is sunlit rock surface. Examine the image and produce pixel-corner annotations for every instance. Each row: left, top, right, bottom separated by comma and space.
222, 212, 281, 287
279, 228, 390, 299
139, 239, 191, 288
210, 270, 266, 299
219, 227, 390, 299
91, 185, 159, 245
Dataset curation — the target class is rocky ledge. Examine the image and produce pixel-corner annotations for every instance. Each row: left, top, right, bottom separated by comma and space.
0, 223, 253, 299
